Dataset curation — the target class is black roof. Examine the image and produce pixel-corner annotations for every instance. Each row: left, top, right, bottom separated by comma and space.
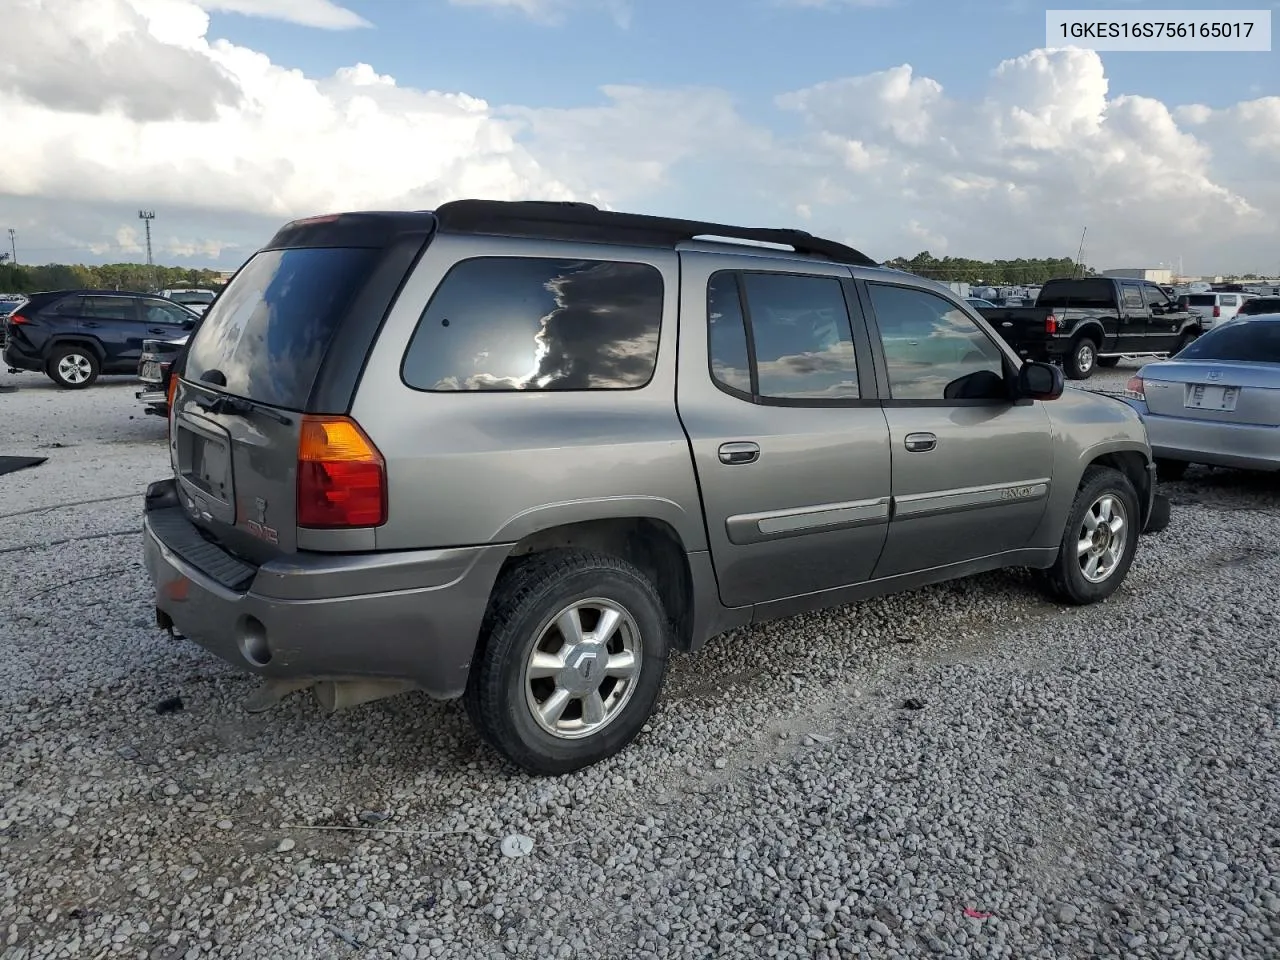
268, 200, 876, 267
432, 199, 877, 267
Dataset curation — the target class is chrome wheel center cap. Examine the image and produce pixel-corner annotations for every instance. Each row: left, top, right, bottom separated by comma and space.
559, 643, 605, 695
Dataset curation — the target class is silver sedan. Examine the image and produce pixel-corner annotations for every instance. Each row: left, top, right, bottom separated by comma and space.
1121, 316, 1280, 480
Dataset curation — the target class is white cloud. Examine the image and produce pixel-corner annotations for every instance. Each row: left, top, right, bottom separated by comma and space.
194, 0, 369, 29
447, 0, 632, 27
0, 0, 1276, 275
773, 47, 1276, 272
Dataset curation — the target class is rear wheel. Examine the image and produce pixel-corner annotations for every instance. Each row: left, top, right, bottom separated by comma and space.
1065, 337, 1099, 380
46, 346, 99, 389
1044, 466, 1140, 605
464, 550, 672, 775
1155, 458, 1189, 482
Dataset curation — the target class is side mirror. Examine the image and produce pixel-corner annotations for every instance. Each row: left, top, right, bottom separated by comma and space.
1017, 361, 1063, 401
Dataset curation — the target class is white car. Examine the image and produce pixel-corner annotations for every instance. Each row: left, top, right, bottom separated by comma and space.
158, 288, 217, 315
1184, 292, 1247, 330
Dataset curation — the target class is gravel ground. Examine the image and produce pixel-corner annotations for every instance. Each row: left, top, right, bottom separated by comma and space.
2, 363, 1278, 960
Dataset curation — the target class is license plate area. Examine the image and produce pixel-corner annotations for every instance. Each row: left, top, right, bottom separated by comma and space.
140, 360, 162, 382
176, 420, 234, 506
1184, 384, 1238, 412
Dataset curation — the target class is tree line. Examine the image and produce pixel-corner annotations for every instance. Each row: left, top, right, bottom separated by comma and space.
882, 252, 1093, 285
0, 256, 226, 294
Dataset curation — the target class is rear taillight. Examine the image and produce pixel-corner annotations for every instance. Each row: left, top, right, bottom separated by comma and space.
297, 416, 387, 529
1123, 376, 1145, 401
167, 376, 178, 438
9, 313, 29, 324
1213, 305, 1221, 318
1045, 314, 1058, 334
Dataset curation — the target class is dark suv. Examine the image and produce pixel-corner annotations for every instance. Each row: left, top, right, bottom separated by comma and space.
3, 289, 199, 388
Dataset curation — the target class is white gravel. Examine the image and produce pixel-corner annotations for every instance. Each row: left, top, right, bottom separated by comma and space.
2, 362, 1278, 960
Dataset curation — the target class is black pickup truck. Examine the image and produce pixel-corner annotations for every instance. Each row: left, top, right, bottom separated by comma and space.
976, 276, 1202, 380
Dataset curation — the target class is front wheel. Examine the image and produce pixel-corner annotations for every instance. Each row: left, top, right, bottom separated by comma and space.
464, 550, 672, 775
1065, 338, 1099, 380
1044, 466, 1140, 605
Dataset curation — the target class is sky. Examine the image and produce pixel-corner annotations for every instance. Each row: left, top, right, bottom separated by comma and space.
1, 0, 1277, 277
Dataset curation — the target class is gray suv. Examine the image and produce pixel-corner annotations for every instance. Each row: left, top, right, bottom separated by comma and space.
143, 201, 1170, 774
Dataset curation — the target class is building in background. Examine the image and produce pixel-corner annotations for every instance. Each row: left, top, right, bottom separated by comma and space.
1101, 267, 1174, 285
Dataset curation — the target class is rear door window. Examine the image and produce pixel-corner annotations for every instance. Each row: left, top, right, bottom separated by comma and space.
184, 246, 379, 410
82, 297, 138, 321
706, 271, 862, 401
402, 257, 663, 391
1120, 283, 1145, 310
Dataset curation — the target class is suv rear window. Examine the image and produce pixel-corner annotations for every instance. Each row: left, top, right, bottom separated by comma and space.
402, 256, 663, 391
1187, 294, 1216, 306
1036, 279, 1114, 308
184, 246, 378, 410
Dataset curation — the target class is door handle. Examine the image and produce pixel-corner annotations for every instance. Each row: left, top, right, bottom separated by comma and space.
148, 327, 169, 334
904, 432, 937, 453
82, 321, 100, 328
718, 441, 760, 465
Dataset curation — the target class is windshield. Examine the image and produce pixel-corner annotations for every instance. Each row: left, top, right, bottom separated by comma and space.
184, 246, 377, 410
1176, 319, 1280, 364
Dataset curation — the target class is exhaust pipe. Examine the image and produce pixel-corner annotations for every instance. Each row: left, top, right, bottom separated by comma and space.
313, 679, 417, 712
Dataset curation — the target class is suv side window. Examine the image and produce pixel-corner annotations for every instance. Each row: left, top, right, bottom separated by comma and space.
82, 297, 138, 321
142, 300, 193, 325
51, 296, 86, 316
707, 271, 861, 401
1120, 283, 1145, 311
865, 282, 1006, 401
403, 257, 663, 391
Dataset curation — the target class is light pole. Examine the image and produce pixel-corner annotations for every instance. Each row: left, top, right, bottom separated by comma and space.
138, 210, 155, 289
6, 228, 14, 265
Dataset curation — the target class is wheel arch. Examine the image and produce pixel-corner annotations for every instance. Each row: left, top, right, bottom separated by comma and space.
497, 516, 701, 653
46, 336, 106, 363
1084, 447, 1153, 529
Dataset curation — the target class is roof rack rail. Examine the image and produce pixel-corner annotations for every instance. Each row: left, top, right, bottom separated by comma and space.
431, 199, 877, 267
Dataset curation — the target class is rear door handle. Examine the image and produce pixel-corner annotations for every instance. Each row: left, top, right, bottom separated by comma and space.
904, 432, 937, 453
718, 441, 760, 465
148, 327, 169, 334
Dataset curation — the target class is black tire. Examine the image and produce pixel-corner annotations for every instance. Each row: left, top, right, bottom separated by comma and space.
1065, 337, 1099, 380
46, 345, 99, 389
464, 550, 672, 775
1097, 357, 1120, 368
1155, 458, 1189, 482
1044, 466, 1141, 605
